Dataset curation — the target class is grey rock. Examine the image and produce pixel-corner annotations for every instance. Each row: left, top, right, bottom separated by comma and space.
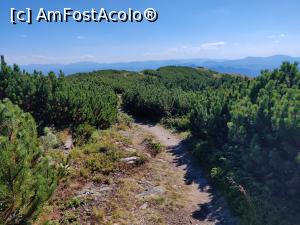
136, 186, 166, 198
140, 202, 148, 210
77, 183, 113, 198
120, 156, 140, 164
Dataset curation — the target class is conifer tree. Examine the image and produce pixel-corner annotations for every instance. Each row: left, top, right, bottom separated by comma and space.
0, 99, 57, 224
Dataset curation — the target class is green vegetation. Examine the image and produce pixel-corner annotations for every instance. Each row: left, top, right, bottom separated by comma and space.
41, 127, 61, 150
0, 61, 118, 224
0, 63, 118, 129
73, 123, 96, 146
0, 58, 299, 225
161, 116, 190, 131
69, 64, 300, 225
188, 63, 300, 224
36, 125, 147, 224
143, 137, 164, 156
0, 99, 57, 224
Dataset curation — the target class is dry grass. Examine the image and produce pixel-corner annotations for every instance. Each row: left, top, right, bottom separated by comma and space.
35, 123, 190, 225
57, 128, 71, 143
92, 207, 105, 223
34, 124, 147, 225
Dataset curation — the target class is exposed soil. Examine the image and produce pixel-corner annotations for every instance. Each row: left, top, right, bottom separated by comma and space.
36, 121, 237, 225
135, 122, 237, 225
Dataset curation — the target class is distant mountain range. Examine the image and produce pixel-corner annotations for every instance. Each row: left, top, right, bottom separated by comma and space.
18, 55, 300, 77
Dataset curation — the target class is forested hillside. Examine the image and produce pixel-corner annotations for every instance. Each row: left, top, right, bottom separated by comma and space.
0, 61, 119, 224
69, 64, 300, 225
0, 64, 118, 128
0, 60, 299, 225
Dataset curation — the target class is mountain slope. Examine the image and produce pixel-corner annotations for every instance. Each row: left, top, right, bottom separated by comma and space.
18, 55, 300, 76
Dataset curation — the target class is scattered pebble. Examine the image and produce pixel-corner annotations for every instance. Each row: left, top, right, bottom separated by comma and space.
140, 202, 148, 210
120, 156, 140, 164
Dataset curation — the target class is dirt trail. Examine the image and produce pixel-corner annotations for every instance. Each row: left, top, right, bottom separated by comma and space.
136, 122, 237, 225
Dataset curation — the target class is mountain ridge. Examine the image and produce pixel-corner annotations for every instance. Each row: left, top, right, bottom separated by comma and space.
16, 55, 300, 76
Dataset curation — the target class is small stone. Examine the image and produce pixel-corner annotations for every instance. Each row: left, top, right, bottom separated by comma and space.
136, 186, 166, 198
125, 147, 137, 153
120, 156, 140, 164
140, 202, 148, 210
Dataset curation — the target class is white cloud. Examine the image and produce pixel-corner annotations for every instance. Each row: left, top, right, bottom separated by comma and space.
279, 33, 288, 38
268, 33, 288, 44
76, 36, 85, 40
200, 41, 225, 49
79, 55, 95, 60
167, 41, 226, 54
20, 34, 28, 38
269, 33, 288, 39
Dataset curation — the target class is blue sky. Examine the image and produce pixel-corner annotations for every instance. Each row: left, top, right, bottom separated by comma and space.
1, 0, 300, 64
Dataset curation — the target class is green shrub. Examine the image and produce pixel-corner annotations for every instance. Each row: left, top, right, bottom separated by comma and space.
85, 152, 120, 175
74, 123, 96, 146
210, 167, 223, 179
67, 197, 82, 209
61, 211, 77, 224
117, 112, 134, 129
0, 63, 118, 129
41, 127, 60, 150
161, 116, 190, 131
144, 138, 163, 156
0, 99, 57, 224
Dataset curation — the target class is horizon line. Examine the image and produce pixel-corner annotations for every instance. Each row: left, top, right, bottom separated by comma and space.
4, 54, 299, 66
